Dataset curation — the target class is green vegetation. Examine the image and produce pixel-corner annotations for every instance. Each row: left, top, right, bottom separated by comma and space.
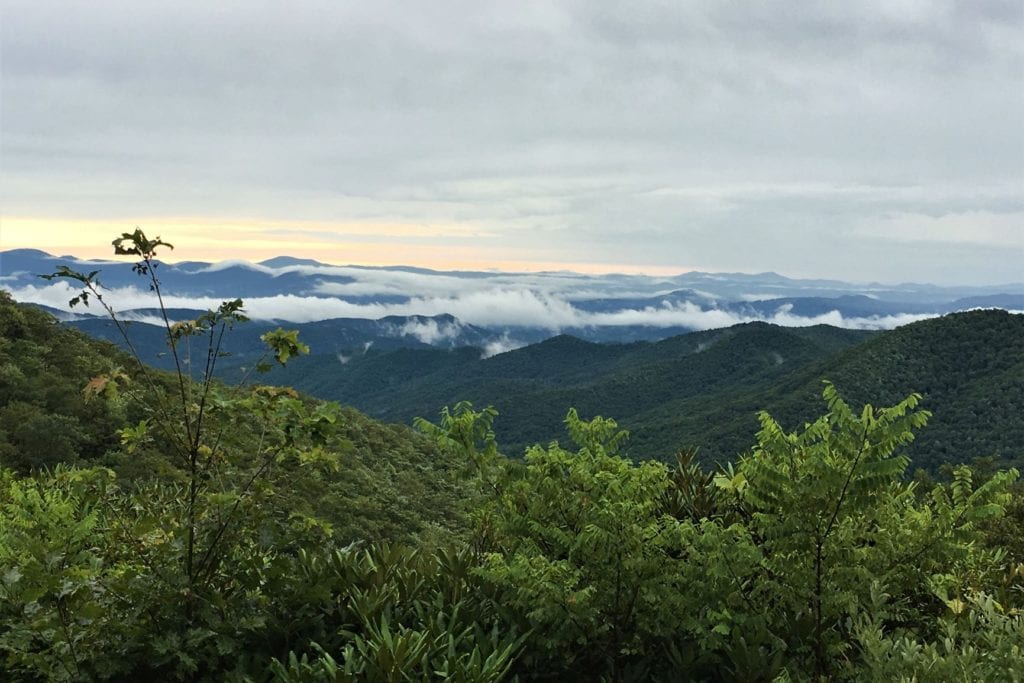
760, 310, 1024, 472
270, 324, 875, 459
0, 291, 125, 471
279, 311, 1023, 472
1, 233, 1021, 680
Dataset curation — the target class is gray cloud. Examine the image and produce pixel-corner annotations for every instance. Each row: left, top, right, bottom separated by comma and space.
2, 1, 1021, 283
481, 332, 527, 359
0, 279, 972, 335
388, 318, 467, 345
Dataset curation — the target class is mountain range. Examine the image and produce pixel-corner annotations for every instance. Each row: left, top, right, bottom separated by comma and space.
3, 248, 1023, 355
4, 248, 1022, 473
260, 310, 1024, 472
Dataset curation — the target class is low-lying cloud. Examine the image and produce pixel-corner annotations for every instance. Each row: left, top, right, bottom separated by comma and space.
481, 333, 527, 359
6, 280, 959, 335
388, 318, 465, 345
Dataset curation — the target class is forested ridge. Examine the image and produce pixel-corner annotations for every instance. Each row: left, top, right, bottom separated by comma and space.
1, 233, 1022, 680
0, 291, 466, 544
264, 310, 1023, 471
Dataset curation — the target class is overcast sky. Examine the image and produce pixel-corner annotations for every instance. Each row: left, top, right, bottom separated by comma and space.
2, 0, 1022, 284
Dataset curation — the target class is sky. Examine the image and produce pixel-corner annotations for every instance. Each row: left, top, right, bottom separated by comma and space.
2, 0, 1022, 284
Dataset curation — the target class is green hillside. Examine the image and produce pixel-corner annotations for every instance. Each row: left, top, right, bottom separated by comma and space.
628, 309, 1024, 472
753, 309, 1024, 472
0, 291, 465, 543
274, 311, 1023, 472
278, 322, 875, 455
0, 291, 126, 471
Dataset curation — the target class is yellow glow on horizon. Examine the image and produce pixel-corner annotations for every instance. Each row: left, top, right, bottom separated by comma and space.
0, 216, 691, 276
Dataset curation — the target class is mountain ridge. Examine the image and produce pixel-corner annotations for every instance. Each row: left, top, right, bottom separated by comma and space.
260, 310, 1023, 472
6, 247, 1023, 354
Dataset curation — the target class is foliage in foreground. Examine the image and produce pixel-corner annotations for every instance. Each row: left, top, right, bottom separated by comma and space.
2, 388, 1020, 680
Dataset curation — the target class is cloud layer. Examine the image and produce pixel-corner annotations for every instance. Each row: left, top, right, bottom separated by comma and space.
6, 248, 1021, 347
0, 278, 959, 336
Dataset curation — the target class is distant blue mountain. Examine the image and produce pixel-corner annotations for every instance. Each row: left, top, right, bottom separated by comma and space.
4, 248, 1022, 352
257, 256, 330, 268
735, 295, 933, 318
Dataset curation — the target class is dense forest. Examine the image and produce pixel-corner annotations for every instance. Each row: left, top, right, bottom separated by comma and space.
262, 310, 1024, 473
1, 233, 1022, 680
